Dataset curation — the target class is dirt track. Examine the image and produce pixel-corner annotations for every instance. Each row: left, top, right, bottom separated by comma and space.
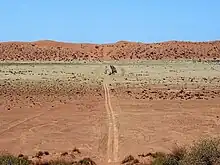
0, 60, 220, 164
0, 40, 220, 61
104, 81, 119, 163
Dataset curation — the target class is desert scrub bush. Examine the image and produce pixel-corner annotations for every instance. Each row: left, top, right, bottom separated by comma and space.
44, 160, 73, 165
42, 158, 96, 165
0, 153, 31, 165
151, 145, 186, 165
77, 158, 96, 165
170, 145, 186, 161
151, 152, 180, 165
151, 137, 220, 165
121, 155, 140, 165
180, 137, 220, 165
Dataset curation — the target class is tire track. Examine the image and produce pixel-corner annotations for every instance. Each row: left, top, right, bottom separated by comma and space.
0, 107, 54, 135
104, 83, 113, 163
103, 82, 119, 163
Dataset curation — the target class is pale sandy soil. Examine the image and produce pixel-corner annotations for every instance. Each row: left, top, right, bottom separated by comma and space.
0, 60, 220, 164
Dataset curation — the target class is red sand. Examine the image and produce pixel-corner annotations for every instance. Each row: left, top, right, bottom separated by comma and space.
0, 40, 220, 61
1, 79, 220, 164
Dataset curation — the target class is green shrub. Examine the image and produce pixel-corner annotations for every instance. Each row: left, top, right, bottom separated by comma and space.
44, 158, 96, 165
151, 154, 179, 165
0, 153, 31, 165
151, 138, 220, 165
169, 145, 186, 161
151, 146, 186, 165
77, 158, 97, 165
151, 155, 166, 165
180, 137, 220, 165
46, 160, 73, 165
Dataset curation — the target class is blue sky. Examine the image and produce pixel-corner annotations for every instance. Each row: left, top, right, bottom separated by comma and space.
1, 0, 220, 43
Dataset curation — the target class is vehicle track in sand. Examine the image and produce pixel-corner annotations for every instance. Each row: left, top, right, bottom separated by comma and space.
0, 107, 55, 136
103, 82, 119, 163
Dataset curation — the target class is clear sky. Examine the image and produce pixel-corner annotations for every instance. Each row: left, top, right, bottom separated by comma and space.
1, 0, 220, 43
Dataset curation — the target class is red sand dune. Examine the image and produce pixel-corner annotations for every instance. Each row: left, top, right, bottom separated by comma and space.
0, 40, 220, 61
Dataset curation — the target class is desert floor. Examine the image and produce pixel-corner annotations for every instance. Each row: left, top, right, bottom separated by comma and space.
0, 60, 220, 164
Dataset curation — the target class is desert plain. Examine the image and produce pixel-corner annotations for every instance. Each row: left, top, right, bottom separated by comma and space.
0, 41, 220, 165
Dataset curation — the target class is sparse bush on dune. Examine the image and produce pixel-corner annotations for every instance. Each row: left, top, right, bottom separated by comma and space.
180, 137, 220, 165
0, 150, 97, 165
151, 153, 180, 165
150, 144, 187, 165
40, 159, 73, 165
169, 144, 186, 162
0, 152, 31, 165
77, 158, 97, 165
43, 158, 96, 165
1, 137, 220, 165
148, 137, 220, 165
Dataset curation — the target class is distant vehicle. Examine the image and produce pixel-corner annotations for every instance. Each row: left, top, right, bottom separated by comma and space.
104, 65, 117, 75
109, 65, 117, 75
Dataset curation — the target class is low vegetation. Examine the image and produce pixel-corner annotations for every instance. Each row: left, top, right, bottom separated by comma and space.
0, 152, 31, 165
122, 137, 220, 165
1, 137, 220, 165
0, 150, 96, 165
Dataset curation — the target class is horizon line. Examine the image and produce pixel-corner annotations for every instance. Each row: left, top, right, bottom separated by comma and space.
0, 39, 220, 45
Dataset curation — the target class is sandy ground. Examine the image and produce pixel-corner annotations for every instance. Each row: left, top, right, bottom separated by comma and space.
0, 60, 220, 164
